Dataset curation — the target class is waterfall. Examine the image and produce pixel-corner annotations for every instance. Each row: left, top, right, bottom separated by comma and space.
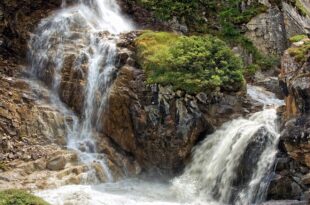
36, 84, 285, 205
27, 0, 286, 204
29, 0, 133, 182
172, 85, 285, 204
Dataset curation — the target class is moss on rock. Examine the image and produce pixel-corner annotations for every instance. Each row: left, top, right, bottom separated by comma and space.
288, 40, 310, 63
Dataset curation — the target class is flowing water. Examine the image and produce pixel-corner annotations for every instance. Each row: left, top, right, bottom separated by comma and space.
29, 0, 133, 182
173, 86, 284, 205
28, 0, 285, 204
35, 84, 284, 205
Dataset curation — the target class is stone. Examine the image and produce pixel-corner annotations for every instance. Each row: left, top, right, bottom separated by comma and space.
301, 173, 310, 185
47, 156, 66, 171
245, 6, 287, 56
196, 92, 207, 104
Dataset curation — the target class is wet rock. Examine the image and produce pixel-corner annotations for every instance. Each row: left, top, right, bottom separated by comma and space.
92, 162, 108, 182
268, 175, 304, 201
231, 126, 275, 202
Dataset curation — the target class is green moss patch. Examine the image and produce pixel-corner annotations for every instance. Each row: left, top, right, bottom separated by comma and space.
0, 189, 49, 205
136, 31, 245, 93
288, 40, 310, 63
289, 34, 308, 43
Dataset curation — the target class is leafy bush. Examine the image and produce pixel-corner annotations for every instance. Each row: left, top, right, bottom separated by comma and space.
0, 189, 49, 205
136, 31, 245, 93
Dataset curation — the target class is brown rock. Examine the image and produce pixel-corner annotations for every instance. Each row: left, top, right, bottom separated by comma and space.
47, 155, 66, 171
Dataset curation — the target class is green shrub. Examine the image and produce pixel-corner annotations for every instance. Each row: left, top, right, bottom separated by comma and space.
136, 31, 245, 93
0, 189, 49, 205
289, 34, 308, 43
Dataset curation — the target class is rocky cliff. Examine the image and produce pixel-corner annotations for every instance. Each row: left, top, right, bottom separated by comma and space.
246, 0, 310, 56
268, 37, 310, 201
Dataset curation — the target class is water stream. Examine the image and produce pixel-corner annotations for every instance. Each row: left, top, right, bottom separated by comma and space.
36, 85, 284, 205
29, 0, 133, 182
28, 0, 285, 204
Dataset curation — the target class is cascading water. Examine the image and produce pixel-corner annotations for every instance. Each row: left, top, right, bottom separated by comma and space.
27, 0, 286, 204
172, 85, 285, 205
29, 0, 133, 182
35, 84, 285, 205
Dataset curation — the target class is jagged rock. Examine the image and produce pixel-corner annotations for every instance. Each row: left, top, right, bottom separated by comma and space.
244, 0, 310, 57
282, 2, 310, 38
269, 38, 310, 201
246, 5, 287, 56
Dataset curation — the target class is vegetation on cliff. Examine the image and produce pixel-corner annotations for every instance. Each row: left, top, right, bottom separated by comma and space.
291, 0, 310, 16
288, 39, 310, 63
134, 0, 279, 77
136, 31, 244, 93
0, 189, 49, 205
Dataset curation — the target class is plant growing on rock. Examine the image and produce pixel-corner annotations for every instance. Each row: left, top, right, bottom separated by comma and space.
136, 31, 245, 93
133, 0, 278, 76
288, 40, 310, 64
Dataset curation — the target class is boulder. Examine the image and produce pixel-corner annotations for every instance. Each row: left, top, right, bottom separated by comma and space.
47, 155, 66, 171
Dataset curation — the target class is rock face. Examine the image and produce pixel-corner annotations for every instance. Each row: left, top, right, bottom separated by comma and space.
246, 6, 287, 56
0, 62, 67, 163
98, 32, 253, 175
245, 0, 310, 56
0, 0, 62, 58
33, 29, 253, 176
268, 38, 310, 201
